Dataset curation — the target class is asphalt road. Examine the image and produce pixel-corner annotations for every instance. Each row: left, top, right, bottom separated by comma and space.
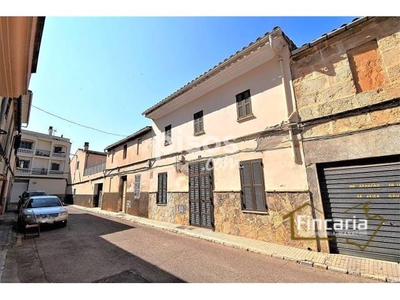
9, 206, 379, 283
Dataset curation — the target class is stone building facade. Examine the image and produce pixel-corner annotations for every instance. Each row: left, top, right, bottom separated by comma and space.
290, 17, 400, 262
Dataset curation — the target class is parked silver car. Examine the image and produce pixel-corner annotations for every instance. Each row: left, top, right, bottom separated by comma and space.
18, 195, 68, 228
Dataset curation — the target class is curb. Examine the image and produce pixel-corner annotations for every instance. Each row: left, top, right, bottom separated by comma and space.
70, 205, 398, 283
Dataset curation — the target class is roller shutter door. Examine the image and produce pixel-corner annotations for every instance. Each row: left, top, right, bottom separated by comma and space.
9, 180, 29, 204
319, 160, 400, 262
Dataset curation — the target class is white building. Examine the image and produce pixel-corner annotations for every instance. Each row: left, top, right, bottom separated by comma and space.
9, 126, 71, 204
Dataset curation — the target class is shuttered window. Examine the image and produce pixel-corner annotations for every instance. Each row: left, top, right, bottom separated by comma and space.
236, 90, 252, 120
239, 159, 267, 212
157, 172, 168, 204
134, 174, 141, 199
193, 111, 204, 135
165, 125, 172, 145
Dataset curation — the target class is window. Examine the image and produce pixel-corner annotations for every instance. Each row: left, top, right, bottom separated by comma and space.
193, 111, 204, 135
51, 163, 60, 171
239, 159, 267, 212
137, 138, 142, 155
20, 141, 33, 149
236, 89, 253, 120
123, 144, 127, 159
165, 125, 172, 145
76, 161, 80, 170
73, 188, 76, 195
19, 160, 30, 169
134, 174, 141, 199
111, 151, 114, 163
54, 146, 63, 153
157, 172, 168, 205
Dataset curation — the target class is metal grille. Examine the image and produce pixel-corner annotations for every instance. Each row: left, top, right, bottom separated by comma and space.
319, 160, 400, 263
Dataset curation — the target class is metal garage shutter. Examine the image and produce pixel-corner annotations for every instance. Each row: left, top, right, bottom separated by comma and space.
9, 180, 29, 204
319, 160, 400, 263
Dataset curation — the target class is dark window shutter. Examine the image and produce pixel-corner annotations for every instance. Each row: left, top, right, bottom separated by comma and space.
240, 162, 253, 210
240, 160, 267, 212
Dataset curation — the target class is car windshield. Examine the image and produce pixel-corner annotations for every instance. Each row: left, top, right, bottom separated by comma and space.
29, 192, 46, 197
26, 197, 62, 208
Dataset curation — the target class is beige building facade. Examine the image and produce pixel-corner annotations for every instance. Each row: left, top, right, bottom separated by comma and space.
290, 17, 400, 262
102, 127, 153, 217
68, 142, 107, 207
0, 17, 45, 215
137, 27, 317, 250
10, 127, 71, 203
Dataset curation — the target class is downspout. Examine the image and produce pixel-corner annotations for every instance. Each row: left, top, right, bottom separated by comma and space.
269, 34, 297, 161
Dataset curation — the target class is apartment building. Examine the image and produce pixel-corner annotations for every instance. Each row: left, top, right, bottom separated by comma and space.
0, 17, 45, 215
69, 142, 107, 207
10, 127, 71, 203
290, 17, 400, 262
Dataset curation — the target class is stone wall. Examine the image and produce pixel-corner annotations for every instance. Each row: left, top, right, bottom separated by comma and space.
213, 192, 319, 251
291, 17, 400, 121
102, 192, 120, 212
148, 192, 189, 225
72, 194, 93, 208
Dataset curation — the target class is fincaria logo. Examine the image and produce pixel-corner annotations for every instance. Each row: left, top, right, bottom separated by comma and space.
297, 215, 368, 236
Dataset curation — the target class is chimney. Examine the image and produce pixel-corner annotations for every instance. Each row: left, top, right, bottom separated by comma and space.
84, 142, 89, 151
48, 126, 53, 136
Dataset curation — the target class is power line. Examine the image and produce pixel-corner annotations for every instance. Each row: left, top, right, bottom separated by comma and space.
29, 103, 128, 137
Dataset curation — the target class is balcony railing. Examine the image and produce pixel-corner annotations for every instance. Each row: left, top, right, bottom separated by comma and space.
83, 162, 106, 176
35, 149, 51, 157
32, 168, 48, 175
18, 148, 34, 155
49, 170, 64, 175
16, 168, 32, 175
52, 152, 66, 158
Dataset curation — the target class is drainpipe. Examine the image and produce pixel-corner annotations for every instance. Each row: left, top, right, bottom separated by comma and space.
269, 33, 297, 161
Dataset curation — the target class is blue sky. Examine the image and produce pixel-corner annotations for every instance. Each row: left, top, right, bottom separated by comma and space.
27, 17, 356, 155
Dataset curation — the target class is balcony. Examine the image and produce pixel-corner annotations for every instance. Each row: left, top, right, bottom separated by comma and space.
83, 162, 105, 176
35, 149, 51, 157
49, 170, 64, 175
52, 152, 66, 158
16, 168, 32, 175
18, 148, 34, 155
32, 168, 48, 175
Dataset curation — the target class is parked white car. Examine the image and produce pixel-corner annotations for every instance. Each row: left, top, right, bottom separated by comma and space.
18, 195, 68, 228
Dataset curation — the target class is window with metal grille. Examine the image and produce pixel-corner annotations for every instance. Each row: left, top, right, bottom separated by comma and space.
193, 111, 204, 135
51, 163, 60, 171
20, 141, 33, 149
236, 90, 253, 120
165, 125, 172, 145
134, 174, 141, 199
123, 144, 127, 159
239, 159, 267, 212
157, 172, 168, 204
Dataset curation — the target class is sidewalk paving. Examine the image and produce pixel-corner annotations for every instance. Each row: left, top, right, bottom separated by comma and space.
0, 209, 18, 283
71, 204, 400, 283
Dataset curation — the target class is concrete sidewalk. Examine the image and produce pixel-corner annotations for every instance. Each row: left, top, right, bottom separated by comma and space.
71, 204, 400, 283
0, 209, 18, 283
